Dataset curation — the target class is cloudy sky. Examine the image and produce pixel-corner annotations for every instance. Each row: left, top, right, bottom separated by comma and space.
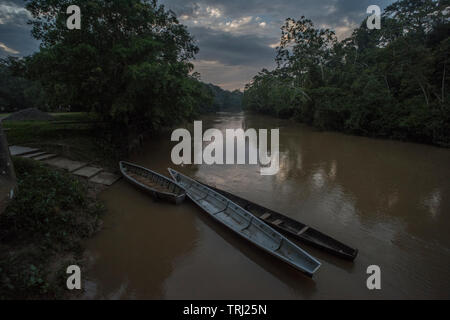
0, 0, 394, 90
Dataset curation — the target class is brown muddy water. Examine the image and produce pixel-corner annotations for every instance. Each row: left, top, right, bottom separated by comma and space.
82, 112, 450, 299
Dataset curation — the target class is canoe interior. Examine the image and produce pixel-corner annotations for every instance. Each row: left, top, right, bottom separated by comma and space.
169, 169, 321, 276
205, 184, 358, 261
120, 162, 185, 204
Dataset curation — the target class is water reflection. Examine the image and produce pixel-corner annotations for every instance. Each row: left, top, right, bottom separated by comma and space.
83, 181, 199, 299
423, 189, 441, 220
162, 206, 317, 299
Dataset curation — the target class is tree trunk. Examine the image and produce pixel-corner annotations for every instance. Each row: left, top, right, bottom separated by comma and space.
384, 74, 391, 93
0, 121, 17, 214
417, 79, 429, 107
442, 63, 446, 103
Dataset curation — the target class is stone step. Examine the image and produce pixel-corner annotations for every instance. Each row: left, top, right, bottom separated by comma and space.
9, 146, 119, 187
9, 146, 39, 156
34, 153, 57, 161
73, 166, 103, 179
20, 151, 46, 158
89, 172, 121, 186
43, 157, 87, 172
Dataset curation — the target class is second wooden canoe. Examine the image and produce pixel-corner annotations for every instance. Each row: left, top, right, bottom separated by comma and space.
168, 168, 321, 277
201, 182, 358, 261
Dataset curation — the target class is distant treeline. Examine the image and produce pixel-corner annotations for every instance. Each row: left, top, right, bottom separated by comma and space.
0, 63, 242, 114
243, 0, 450, 146
206, 83, 243, 111
0, 64, 47, 113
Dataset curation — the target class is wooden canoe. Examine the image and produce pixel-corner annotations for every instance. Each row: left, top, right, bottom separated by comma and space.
119, 161, 186, 204
200, 183, 358, 261
168, 168, 321, 277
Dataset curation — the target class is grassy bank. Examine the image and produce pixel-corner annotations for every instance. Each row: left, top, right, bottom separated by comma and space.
2, 112, 121, 171
0, 157, 104, 299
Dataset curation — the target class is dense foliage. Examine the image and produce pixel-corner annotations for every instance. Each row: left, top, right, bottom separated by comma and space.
13, 0, 213, 132
0, 61, 47, 113
0, 158, 103, 299
244, 0, 450, 146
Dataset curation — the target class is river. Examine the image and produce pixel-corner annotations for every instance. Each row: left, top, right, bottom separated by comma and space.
82, 112, 450, 299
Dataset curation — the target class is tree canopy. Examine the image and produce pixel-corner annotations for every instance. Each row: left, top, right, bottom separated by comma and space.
17, 0, 213, 131
244, 0, 450, 146
0, 59, 46, 113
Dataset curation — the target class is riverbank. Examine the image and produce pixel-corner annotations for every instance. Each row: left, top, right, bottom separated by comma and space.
1, 112, 122, 172
243, 107, 450, 148
0, 113, 117, 299
0, 112, 155, 299
0, 157, 105, 299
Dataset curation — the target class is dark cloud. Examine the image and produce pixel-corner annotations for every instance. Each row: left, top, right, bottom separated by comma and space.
162, 0, 394, 28
0, 0, 395, 89
0, 0, 39, 57
160, 0, 395, 89
0, 24, 38, 57
189, 26, 277, 90
190, 27, 275, 67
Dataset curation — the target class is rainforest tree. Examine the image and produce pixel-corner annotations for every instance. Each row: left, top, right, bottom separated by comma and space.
22, 0, 212, 131
243, 0, 450, 146
0, 59, 46, 112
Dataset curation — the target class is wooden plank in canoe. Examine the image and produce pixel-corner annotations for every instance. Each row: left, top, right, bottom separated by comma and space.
273, 219, 284, 226
297, 226, 309, 235
260, 213, 271, 220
